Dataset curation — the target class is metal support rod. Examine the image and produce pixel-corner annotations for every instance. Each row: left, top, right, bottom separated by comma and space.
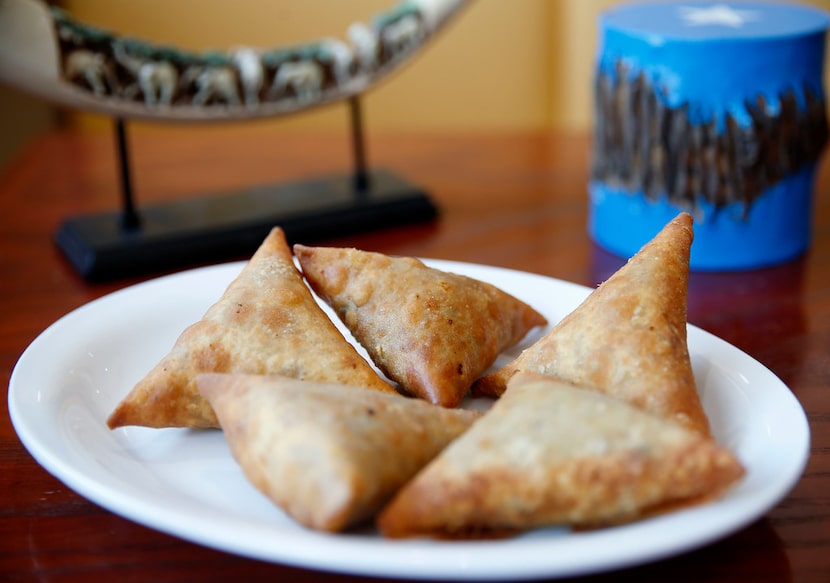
115, 117, 141, 231
349, 96, 370, 194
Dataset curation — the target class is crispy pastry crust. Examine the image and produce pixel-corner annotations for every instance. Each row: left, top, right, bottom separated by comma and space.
473, 213, 709, 435
106, 227, 395, 429
294, 245, 547, 407
378, 372, 744, 539
197, 373, 480, 532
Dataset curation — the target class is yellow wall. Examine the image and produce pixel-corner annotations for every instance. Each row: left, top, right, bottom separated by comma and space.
61, 0, 583, 133
34, 0, 830, 134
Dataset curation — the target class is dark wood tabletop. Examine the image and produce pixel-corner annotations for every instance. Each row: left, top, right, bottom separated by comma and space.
1, 124, 828, 582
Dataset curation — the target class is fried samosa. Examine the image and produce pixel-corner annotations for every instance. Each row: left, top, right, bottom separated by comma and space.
473, 212, 709, 435
378, 372, 744, 539
293, 244, 547, 408
107, 227, 395, 430
197, 373, 480, 532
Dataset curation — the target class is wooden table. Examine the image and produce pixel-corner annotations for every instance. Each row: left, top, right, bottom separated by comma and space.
1, 126, 828, 582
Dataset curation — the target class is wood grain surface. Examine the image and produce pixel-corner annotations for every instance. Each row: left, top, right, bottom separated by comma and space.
1, 126, 827, 582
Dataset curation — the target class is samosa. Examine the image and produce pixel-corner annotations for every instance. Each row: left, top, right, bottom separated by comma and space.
197, 373, 480, 532
378, 372, 744, 539
107, 227, 395, 429
294, 244, 547, 408
473, 212, 709, 435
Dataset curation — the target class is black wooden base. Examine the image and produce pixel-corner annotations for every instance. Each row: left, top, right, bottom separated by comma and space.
55, 168, 438, 281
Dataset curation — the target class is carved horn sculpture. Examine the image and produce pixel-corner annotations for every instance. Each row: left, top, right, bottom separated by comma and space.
0, 0, 469, 122
0, 0, 470, 282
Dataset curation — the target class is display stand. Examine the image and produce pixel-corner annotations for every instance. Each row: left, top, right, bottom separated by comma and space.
54, 97, 438, 281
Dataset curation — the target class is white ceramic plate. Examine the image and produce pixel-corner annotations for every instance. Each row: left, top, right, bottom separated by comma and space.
9, 260, 809, 581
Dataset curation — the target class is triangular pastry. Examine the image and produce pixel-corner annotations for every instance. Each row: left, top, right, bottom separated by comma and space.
196, 373, 480, 532
107, 227, 395, 429
473, 212, 709, 435
294, 244, 547, 408
378, 372, 745, 538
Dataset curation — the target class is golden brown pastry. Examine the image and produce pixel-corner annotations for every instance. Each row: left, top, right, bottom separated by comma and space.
473, 212, 709, 435
197, 373, 480, 532
107, 227, 395, 429
378, 372, 745, 539
293, 244, 547, 408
